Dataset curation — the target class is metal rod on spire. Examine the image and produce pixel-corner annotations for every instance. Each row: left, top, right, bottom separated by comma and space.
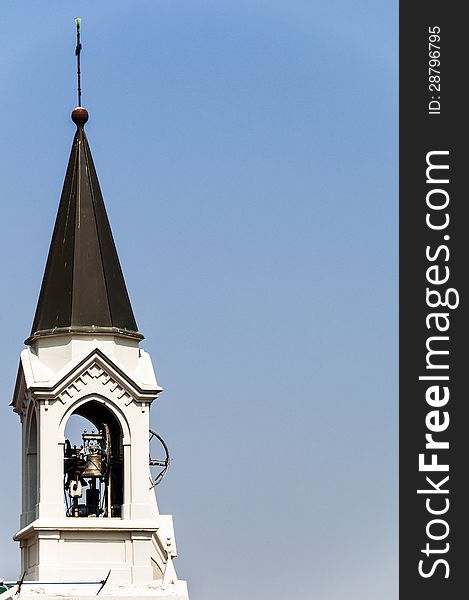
75, 18, 82, 107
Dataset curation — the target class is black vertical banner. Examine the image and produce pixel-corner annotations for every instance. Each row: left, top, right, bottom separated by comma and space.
400, 5, 467, 599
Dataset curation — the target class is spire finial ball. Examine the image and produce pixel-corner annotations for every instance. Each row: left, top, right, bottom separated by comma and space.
71, 106, 89, 126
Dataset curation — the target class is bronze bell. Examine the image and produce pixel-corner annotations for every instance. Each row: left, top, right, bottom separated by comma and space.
81, 453, 102, 477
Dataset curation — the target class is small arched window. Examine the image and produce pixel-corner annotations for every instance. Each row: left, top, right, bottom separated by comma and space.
25, 408, 38, 523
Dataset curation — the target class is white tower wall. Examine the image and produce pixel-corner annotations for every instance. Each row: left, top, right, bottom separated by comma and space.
11, 335, 188, 599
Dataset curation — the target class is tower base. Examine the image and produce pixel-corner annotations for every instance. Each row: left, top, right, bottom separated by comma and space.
2, 581, 189, 600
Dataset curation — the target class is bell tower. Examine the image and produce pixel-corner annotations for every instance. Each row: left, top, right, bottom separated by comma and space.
10, 22, 189, 600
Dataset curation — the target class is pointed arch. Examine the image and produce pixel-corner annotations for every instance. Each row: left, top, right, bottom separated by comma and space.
60, 394, 130, 517
58, 393, 130, 442
25, 402, 38, 523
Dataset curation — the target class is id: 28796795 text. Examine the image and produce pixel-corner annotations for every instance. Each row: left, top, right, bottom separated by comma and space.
428, 26, 441, 115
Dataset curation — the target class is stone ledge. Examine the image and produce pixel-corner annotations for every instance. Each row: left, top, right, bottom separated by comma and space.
14, 581, 189, 600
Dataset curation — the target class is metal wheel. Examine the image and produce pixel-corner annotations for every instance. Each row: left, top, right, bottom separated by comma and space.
149, 430, 170, 487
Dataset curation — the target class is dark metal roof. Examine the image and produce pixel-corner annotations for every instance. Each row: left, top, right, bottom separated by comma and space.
26, 109, 143, 344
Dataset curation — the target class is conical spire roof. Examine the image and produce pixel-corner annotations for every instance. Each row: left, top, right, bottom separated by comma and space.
26, 108, 143, 344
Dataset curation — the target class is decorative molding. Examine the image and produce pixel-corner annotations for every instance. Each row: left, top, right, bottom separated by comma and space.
19, 391, 28, 422
57, 362, 133, 404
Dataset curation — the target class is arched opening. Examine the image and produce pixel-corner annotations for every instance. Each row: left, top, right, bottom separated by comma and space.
25, 408, 38, 522
63, 400, 123, 518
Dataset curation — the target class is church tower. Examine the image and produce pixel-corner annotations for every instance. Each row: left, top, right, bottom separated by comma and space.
10, 25, 189, 600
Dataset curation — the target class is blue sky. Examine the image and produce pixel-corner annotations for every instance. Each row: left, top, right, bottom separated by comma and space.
0, 2, 397, 598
